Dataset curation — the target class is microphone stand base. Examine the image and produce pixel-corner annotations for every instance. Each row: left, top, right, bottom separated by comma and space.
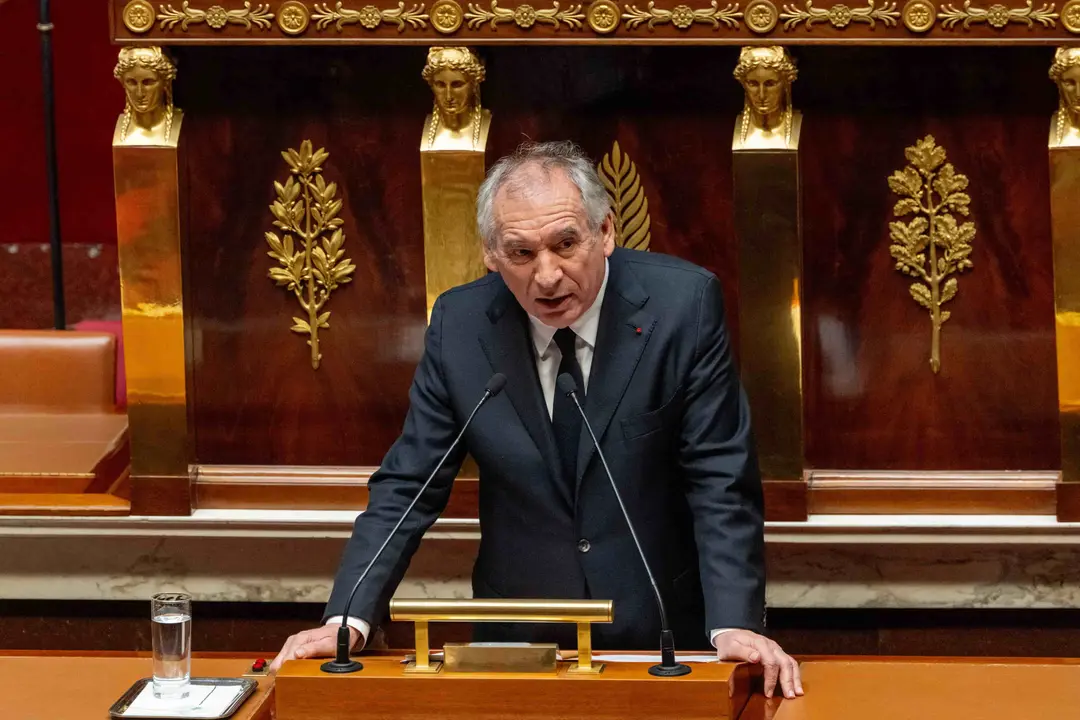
648, 662, 692, 677
320, 659, 364, 674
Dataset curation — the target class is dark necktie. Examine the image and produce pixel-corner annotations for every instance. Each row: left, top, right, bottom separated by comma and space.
551, 327, 584, 494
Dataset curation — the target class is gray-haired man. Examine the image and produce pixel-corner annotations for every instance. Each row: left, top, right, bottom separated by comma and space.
272, 141, 802, 699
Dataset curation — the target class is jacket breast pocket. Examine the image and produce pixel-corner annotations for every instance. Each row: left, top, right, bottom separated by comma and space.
620, 395, 679, 442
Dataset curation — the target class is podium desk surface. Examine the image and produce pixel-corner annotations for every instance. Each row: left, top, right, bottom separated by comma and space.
764, 658, 1080, 720
0, 652, 274, 720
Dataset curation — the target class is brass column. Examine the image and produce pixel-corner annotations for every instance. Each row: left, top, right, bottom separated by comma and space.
419, 47, 491, 321
112, 47, 192, 515
732, 47, 804, 480
1050, 48, 1080, 484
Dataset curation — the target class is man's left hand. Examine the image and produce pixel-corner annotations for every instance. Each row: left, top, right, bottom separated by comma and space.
713, 630, 803, 699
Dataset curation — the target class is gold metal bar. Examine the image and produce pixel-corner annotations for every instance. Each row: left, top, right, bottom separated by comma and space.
1051, 146, 1080, 484
732, 148, 804, 480
404, 620, 442, 674
566, 622, 604, 675
390, 598, 614, 624
113, 113, 192, 515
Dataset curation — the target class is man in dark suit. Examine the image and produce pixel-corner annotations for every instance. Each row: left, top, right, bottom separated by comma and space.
272, 141, 803, 699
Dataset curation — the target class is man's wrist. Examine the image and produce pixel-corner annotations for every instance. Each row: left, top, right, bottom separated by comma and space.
325, 616, 370, 650
710, 628, 736, 647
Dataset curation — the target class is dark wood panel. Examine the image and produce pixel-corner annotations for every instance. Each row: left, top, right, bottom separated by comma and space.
182, 45, 1061, 476
182, 47, 432, 465
799, 46, 1060, 471
807, 470, 1058, 514
182, 46, 745, 465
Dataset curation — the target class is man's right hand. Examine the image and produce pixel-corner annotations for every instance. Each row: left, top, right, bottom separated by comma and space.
269, 624, 361, 674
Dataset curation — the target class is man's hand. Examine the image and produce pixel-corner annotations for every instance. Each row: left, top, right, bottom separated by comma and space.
714, 630, 803, 699
269, 624, 361, 674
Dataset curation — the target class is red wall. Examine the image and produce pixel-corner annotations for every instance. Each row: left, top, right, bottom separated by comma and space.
1, 0, 121, 246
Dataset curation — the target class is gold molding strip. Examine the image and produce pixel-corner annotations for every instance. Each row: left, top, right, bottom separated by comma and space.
157, 1, 275, 30
265, 140, 355, 370
465, 0, 586, 29
597, 141, 652, 251
888, 135, 975, 374
117, 0, 1080, 34
622, 1, 743, 29
780, 0, 899, 28
312, 1, 430, 30
937, 0, 1057, 28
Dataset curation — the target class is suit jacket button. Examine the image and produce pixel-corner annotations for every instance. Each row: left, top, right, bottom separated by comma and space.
577, 539, 591, 553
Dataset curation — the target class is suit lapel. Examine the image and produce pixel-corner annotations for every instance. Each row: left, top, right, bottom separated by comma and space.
576, 252, 655, 492
479, 282, 570, 509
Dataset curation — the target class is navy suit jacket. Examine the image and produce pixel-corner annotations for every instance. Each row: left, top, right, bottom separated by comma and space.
325, 247, 765, 650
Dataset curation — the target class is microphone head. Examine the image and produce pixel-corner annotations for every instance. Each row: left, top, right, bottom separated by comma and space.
556, 373, 578, 397
486, 373, 507, 397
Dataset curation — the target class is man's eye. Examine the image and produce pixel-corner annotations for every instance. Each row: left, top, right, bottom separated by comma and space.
511, 248, 532, 258
558, 239, 575, 250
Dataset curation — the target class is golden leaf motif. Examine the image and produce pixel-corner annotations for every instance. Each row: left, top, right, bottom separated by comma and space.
887, 135, 975, 374
598, 141, 652, 252
157, 1, 275, 30
266, 140, 355, 370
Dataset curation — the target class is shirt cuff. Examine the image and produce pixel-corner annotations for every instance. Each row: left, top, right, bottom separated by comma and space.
325, 616, 370, 651
710, 628, 736, 647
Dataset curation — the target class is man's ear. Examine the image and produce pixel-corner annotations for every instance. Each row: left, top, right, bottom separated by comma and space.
601, 212, 617, 256
484, 248, 498, 272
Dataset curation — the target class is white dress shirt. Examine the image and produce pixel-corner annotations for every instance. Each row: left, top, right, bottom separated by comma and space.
329, 260, 731, 649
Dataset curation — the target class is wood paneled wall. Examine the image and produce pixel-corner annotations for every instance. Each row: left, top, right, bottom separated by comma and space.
177, 45, 1061, 478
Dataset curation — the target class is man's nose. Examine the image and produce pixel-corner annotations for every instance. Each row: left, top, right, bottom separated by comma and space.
534, 251, 563, 289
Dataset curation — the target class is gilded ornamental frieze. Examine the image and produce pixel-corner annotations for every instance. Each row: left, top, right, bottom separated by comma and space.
116, 0, 1080, 37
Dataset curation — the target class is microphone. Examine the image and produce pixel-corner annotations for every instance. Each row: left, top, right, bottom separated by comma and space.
321, 372, 507, 673
556, 373, 691, 678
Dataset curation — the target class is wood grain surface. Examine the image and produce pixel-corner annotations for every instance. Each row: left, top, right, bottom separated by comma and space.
0, 655, 274, 720
275, 656, 750, 720
772, 659, 1080, 720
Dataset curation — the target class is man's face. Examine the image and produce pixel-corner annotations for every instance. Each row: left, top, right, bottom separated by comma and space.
484, 168, 615, 328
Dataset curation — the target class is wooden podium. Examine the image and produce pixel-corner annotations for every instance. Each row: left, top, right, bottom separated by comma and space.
275, 656, 751, 720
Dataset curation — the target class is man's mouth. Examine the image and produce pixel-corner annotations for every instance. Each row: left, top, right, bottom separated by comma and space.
537, 295, 570, 311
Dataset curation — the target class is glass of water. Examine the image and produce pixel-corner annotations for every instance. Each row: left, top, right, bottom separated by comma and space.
151, 592, 192, 700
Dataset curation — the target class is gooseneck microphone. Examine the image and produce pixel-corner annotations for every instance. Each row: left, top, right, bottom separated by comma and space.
321, 372, 507, 674
556, 373, 691, 678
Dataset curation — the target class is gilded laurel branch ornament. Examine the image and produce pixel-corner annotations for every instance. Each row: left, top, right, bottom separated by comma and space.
157, 0, 274, 29
937, 0, 1057, 27
622, 0, 743, 29
464, 1, 585, 29
779, 0, 899, 28
598, 141, 652, 251
888, 135, 975, 374
266, 140, 356, 370
312, 1, 429, 29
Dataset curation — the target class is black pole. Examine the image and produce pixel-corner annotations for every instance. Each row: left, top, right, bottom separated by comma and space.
39, 0, 65, 329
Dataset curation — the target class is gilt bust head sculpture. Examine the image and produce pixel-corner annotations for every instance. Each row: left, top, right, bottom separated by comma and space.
1049, 47, 1080, 148
421, 46, 490, 152
732, 46, 799, 150
113, 46, 180, 146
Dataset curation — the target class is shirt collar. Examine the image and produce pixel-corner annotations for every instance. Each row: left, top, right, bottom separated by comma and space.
527, 258, 609, 359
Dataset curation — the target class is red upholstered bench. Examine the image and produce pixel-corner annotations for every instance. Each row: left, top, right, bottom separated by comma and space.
0, 331, 130, 497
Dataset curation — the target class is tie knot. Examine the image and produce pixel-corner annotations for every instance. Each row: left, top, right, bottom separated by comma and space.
553, 327, 577, 357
